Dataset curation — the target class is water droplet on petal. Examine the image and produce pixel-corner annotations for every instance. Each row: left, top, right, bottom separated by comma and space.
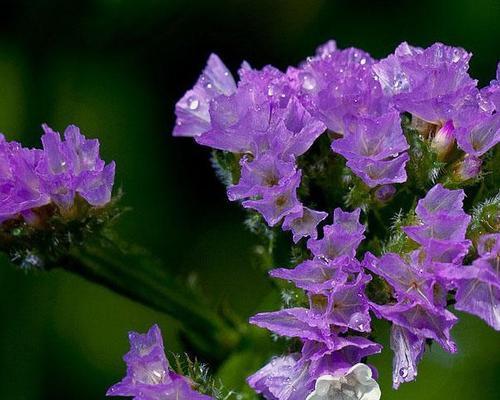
187, 96, 199, 110
300, 72, 317, 91
349, 312, 368, 331
399, 367, 409, 378
393, 72, 410, 93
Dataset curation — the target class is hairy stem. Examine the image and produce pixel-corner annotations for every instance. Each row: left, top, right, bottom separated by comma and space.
56, 241, 241, 361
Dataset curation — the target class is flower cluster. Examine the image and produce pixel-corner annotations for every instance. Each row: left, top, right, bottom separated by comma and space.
0, 124, 115, 223
363, 184, 472, 388
107, 325, 212, 400
248, 208, 382, 400
373, 42, 499, 171
174, 41, 498, 240
172, 39, 499, 398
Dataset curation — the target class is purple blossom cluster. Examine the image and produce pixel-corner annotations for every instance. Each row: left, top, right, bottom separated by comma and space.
172, 40, 500, 397
247, 186, 500, 398
373, 42, 499, 165
174, 40, 499, 241
363, 184, 472, 388
174, 52, 328, 240
0, 124, 115, 223
364, 185, 499, 388
107, 325, 212, 400
248, 208, 382, 399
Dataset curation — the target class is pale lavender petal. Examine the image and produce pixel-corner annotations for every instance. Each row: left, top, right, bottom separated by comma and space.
249, 308, 326, 342
332, 112, 408, 161
227, 154, 296, 201
455, 113, 500, 157
243, 170, 302, 227
282, 207, 328, 243
390, 325, 425, 389
173, 54, 236, 137
346, 153, 409, 188
371, 302, 458, 353
270, 258, 348, 293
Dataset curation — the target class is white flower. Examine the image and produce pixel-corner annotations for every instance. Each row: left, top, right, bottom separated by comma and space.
305, 363, 381, 400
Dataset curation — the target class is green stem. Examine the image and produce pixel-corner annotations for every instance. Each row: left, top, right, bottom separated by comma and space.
56, 242, 241, 361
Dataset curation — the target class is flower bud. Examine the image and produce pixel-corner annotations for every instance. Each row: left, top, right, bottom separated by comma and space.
374, 185, 397, 203
453, 155, 482, 181
431, 120, 455, 159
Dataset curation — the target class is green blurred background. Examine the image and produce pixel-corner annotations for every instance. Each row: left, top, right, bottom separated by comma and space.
0, 0, 499, 399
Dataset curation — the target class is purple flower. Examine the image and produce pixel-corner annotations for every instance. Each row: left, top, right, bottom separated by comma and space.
445, 234, 500, 330
0, 136, 50, 222
197, 93, 325, 159
0, 125, 115, 223
173, 54, 236, 137
243, 170, 302, 226
363, 252, 435, 306
248, 338, 382, 400
455, 112, 500, 157
303, 338, 382, 378
481, 62, 500, 113
345, 151, 409, 188
307, 208, 365, 261
403, 184, 471, 249
390, 325, 425, 389
227, 154, 297, 201
107, 325, 212, 400
373, 42, 477, 125
39, 124, 116, 208
294, 44, 387, 133
247, 354, 312, 400
313, 272, 372, 333
414, 184, 469, 222
252, 274, 372, 338
250, 307, 330, 343
331, 112, 408, 161
371, 301, 458, 353
282, 207, 328, 243
195, 86, 271, 153
270, 258, 349, 293
331, 111, 409, 190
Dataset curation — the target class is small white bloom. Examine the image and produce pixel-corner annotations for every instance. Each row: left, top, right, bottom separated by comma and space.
305, 363, 381, 400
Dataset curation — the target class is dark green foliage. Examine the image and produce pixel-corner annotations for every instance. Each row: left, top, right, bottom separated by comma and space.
402, 116, 446, 192
211, 150, 241, 187
467, 192, 500, 247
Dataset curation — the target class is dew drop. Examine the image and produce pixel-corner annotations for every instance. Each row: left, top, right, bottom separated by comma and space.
393, 72, 410, 92
187, 96, 199, 110
300, 72, 317, 91
349, 312, 368, 331
360, 58, 367, 65
399, 367, 409, 378
451, 49, 461, 63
